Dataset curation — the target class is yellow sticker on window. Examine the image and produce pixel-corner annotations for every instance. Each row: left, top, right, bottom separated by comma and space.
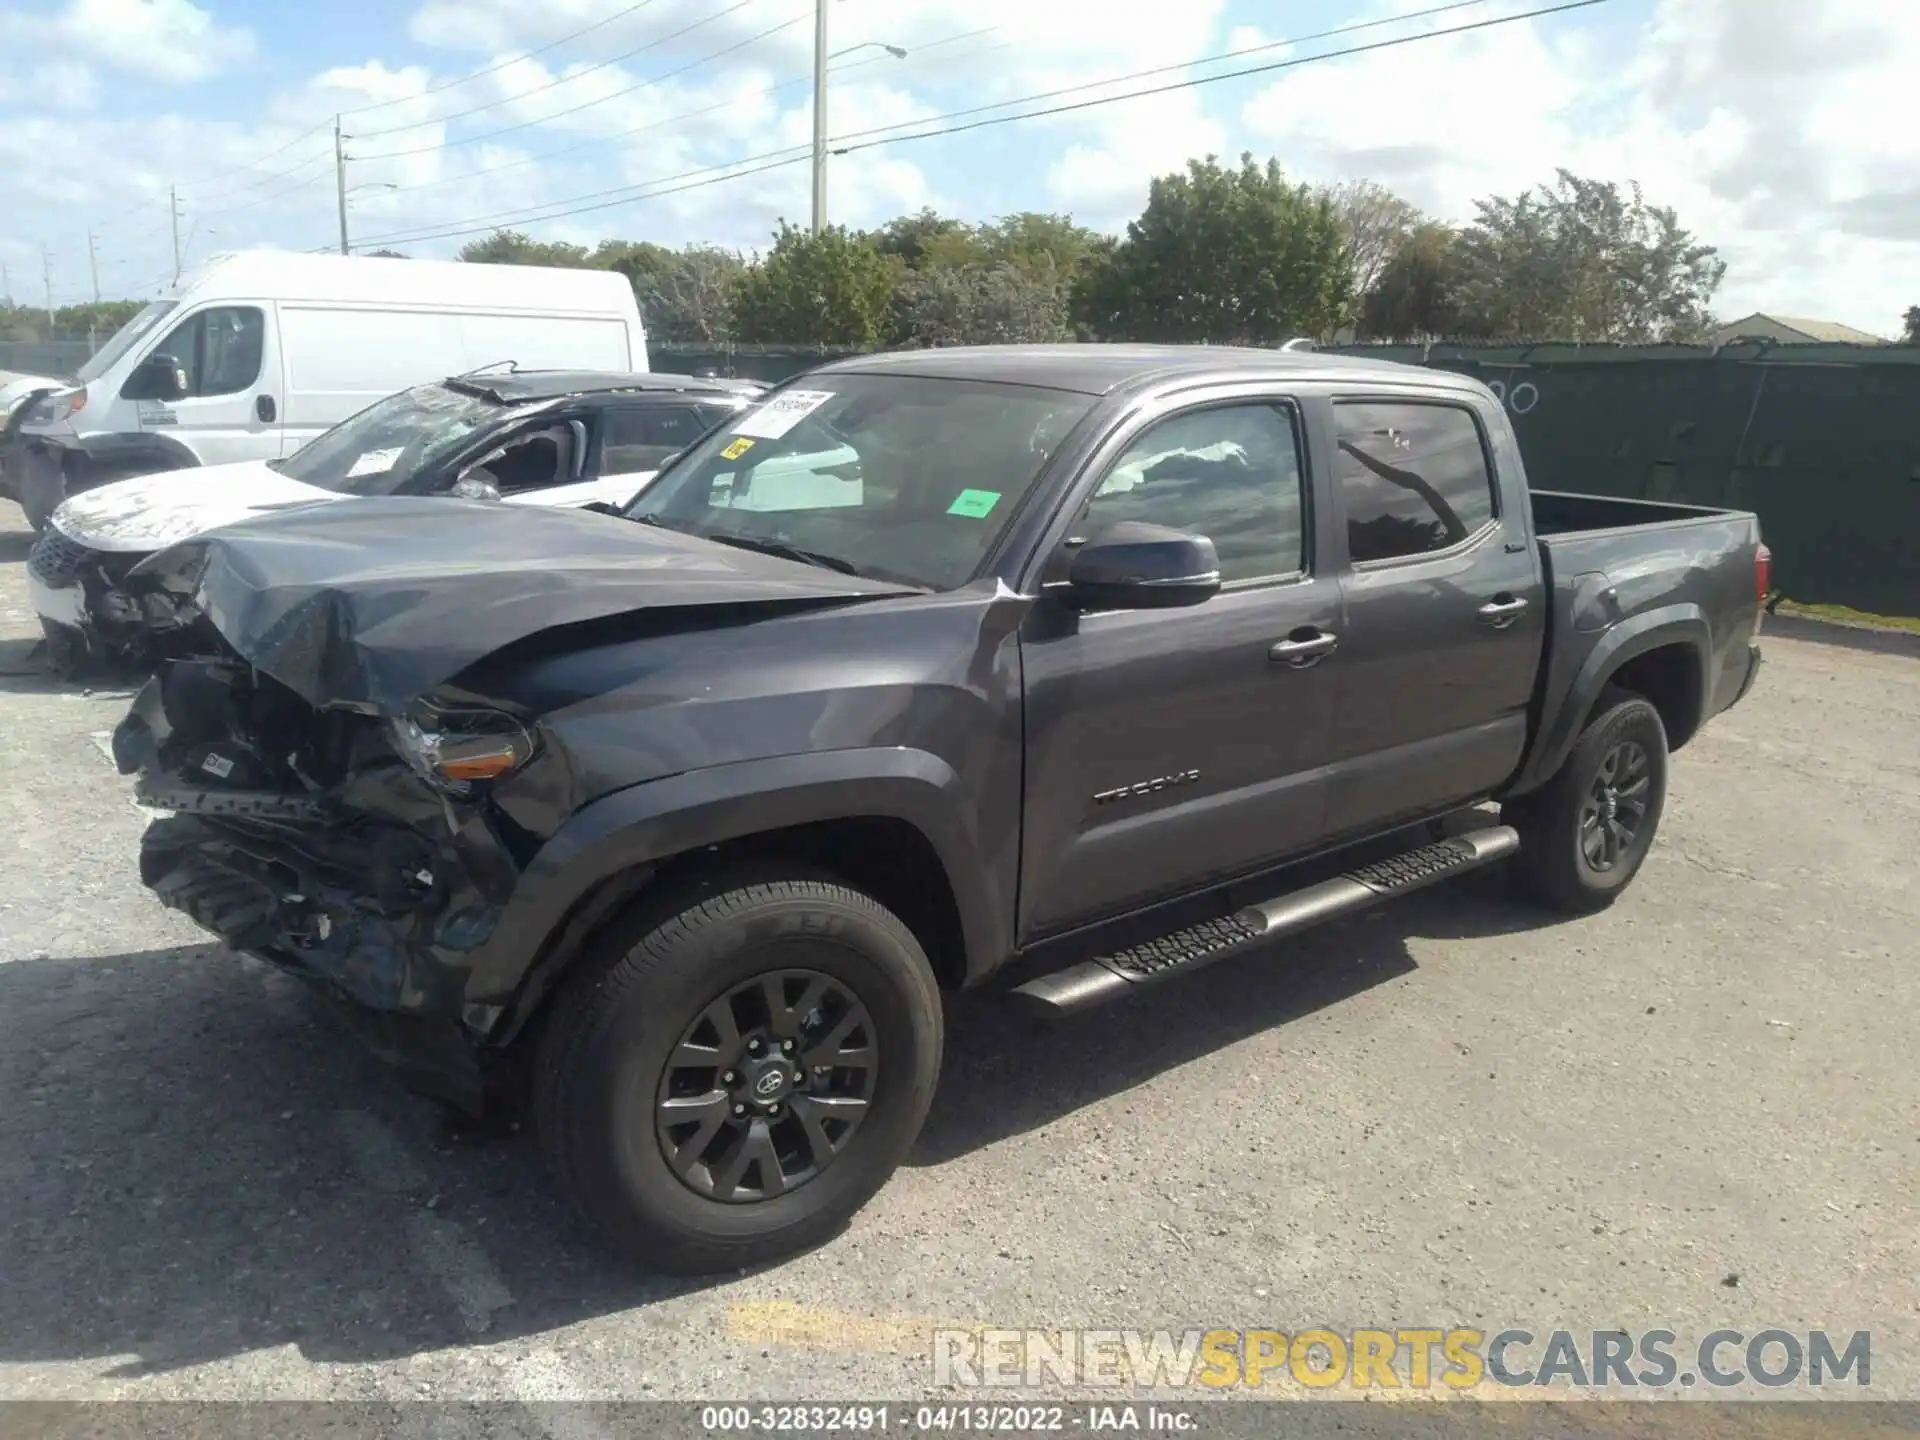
721, 436, 756, 461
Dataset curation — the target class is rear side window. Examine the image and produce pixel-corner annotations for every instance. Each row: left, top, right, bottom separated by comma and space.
1333, 402, 1495, 563
138, 305, 266, 399
602, 403, 710, 473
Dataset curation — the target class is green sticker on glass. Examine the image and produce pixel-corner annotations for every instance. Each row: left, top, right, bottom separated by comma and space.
947, 488, 1001, 518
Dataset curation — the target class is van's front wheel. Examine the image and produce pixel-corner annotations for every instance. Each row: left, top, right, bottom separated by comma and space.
533, 869, 942, 1273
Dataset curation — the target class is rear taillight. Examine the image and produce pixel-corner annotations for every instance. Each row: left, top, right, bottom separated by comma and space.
1754, 542, 1772, 635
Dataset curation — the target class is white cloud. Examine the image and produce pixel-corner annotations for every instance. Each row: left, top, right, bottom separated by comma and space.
1237, 0, 1920, 335
3, 0, 1915, 331
57, 0, 254, 84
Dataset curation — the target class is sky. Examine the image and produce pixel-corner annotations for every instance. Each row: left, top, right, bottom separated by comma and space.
0, 0, 1915, 336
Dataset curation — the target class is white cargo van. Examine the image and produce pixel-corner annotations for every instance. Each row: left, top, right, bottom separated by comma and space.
11, 250, 647, 529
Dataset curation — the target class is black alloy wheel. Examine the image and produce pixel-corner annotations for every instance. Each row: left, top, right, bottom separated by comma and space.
656, 969, 876, 1203
1578, 738, 1653, 873
1507, 688, 1669, 913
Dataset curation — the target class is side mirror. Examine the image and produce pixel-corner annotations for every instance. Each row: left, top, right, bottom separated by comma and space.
126, 352, 189, 402
451, 472, 501, 501
1065, 521, 1221, 611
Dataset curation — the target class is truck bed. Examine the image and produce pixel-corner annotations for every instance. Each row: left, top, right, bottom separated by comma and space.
1512, 487, 1765, 798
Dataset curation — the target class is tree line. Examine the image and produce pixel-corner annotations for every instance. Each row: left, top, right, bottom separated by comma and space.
8, 156, 1910, 351
448, 155, 1763, 349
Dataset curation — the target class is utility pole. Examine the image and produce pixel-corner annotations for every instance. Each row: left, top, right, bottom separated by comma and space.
42, 247, 54, 327
170, 185, 183, 282
810, 0, 828, 233
335, 115, 350, 256
2, 261, 12, 307
87, 228, 100, 304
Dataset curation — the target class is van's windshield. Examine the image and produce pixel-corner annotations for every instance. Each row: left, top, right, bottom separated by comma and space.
274, 382, 530, 495
74, 301, 178, 385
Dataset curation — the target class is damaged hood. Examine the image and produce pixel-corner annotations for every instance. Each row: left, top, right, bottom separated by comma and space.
136, 497, 918, 711
53, 460, 342, 553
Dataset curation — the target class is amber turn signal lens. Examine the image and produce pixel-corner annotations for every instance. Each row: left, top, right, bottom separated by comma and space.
436, 739, 528, 782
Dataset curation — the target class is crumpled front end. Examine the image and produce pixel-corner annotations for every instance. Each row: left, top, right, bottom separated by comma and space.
114, 652, 552, 1110
26, 524, 170, 673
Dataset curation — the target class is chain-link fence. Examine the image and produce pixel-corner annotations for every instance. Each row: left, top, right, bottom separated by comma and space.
0, 339, 94, 377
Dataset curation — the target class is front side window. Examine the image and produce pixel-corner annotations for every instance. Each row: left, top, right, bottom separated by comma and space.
274, 383, 527, 495
138, 305, 266, 398
628, 375, 1097, 589
1333, 401, 1496, 563
1076, 402, 1307, 584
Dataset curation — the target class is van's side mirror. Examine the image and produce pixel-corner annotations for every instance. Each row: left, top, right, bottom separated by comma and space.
1065, 521, 1221, 611
124, 353, 189, 402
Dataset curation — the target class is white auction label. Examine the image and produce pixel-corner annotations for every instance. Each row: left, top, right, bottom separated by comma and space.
732, 389, 835, 440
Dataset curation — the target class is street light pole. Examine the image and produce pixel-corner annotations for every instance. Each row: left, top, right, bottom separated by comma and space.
810, 0, 828, 234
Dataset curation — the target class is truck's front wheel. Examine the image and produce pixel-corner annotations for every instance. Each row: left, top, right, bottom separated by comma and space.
533, 869, 943, 1273
1506, 690, 1670, 913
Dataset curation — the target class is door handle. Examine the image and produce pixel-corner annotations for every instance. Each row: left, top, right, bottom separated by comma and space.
255, 394, 277, 423
1478, 595, 1529, 629
1269, 631, 1338, 667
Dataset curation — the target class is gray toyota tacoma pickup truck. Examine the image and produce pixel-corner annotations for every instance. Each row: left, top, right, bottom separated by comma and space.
111, 344, 1767, 1272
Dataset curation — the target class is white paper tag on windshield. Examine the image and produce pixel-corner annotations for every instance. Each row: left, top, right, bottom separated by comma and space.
733, 390, 833, 440
346, 446, 403, 477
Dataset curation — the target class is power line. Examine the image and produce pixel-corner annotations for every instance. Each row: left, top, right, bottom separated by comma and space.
353, 0, 1606, 249
339, 0, 667, 116
350, 0, 773, 141
826, 0, 1506, 153
352, 144, 815, 247
359, 151, 814, 248
831, 0, 1611, 158
79, 0, 702, 235
367, 28, 1001, 202
354, 6, 810, 159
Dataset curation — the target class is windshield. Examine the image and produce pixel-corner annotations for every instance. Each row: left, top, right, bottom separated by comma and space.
625, 374, 1096, 589
73, 300, 177, 384
276, 382, 521, 495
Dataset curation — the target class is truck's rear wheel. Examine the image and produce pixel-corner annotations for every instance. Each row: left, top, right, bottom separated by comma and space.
1506, 690, 1669, 914
533, 869, 942, 1273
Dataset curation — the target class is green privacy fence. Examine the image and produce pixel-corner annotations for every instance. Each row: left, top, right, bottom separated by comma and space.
1322, 341, 1920, 617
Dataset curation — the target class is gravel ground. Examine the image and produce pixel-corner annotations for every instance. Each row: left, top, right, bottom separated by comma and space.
0, 499, 1914, 1420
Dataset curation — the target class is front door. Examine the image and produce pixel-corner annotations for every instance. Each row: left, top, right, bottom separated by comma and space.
1018, 396, 1344, 940
129, 303, 282, 465
1321, 395, 1544, 838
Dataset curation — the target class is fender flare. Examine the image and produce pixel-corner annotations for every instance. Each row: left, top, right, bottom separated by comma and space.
466, 747, 1007, 1041
1508, 605, 1711, 796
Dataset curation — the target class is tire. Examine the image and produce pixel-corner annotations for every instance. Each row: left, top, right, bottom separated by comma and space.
17, 447, 65, 533
1506, 689, 1669, 914
533, 867, 943, 1273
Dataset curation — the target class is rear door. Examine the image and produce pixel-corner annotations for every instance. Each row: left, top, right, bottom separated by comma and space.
1319, 393, 1544, 837
129, 304, 282, 465
1017, 391, 1344, 939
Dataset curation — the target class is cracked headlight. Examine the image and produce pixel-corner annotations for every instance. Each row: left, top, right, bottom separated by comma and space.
388, 706, 535, 791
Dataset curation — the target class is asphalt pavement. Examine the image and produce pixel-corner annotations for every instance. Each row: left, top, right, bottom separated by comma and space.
0, 500, 1914, 1419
